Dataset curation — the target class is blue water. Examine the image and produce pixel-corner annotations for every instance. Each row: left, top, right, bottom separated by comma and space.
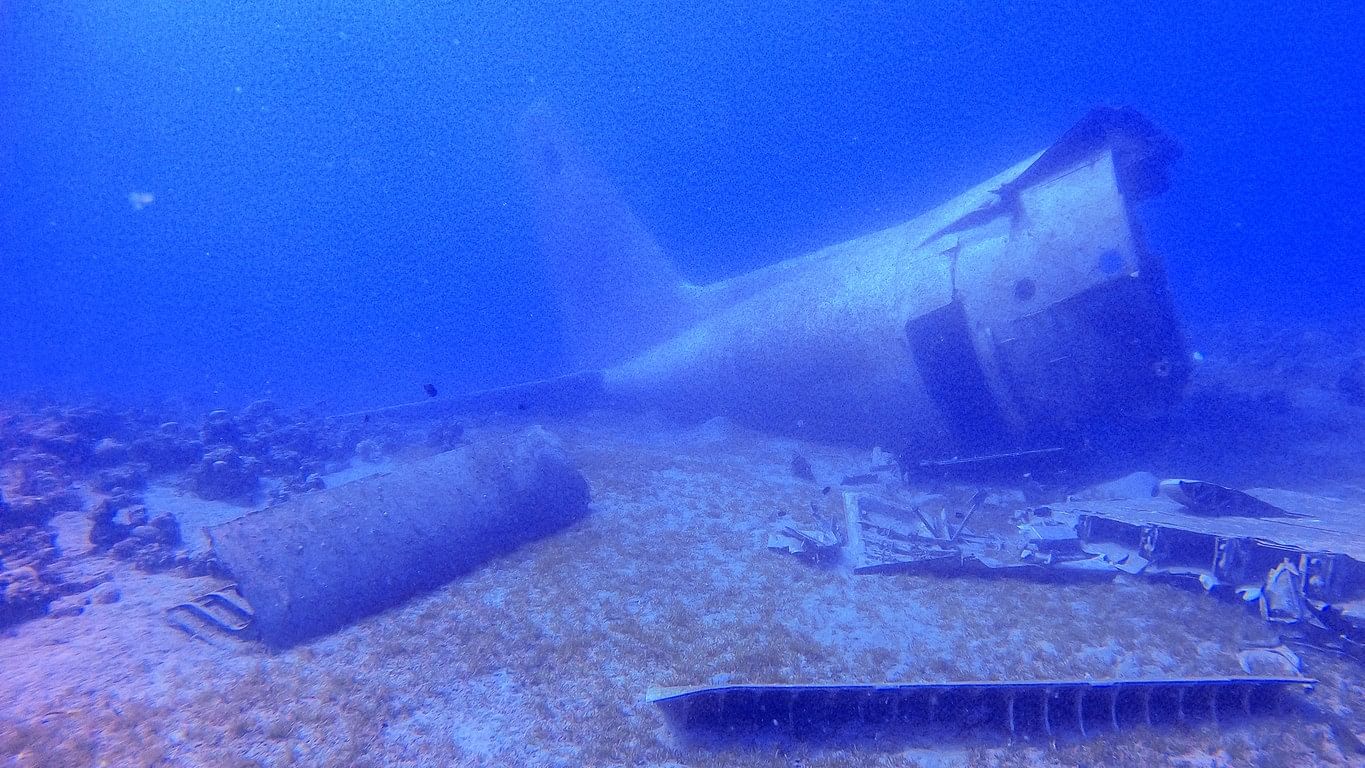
2, 0, 1361, 409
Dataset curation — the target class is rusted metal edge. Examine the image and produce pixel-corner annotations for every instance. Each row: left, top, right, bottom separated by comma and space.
648, 676, 1314, 738
648, 676, 1313, 703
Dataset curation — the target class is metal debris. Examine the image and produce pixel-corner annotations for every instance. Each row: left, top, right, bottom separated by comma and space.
166, 585, 256, 643
775, 475, 1365, 656
842, 492, 1113, 577
648, 676, 1314, 740
766, 519, 840, 559
1058, 482, 1365, 655
1261, 560, 1309, 624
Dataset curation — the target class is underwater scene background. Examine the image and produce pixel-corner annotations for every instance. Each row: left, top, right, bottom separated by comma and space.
2, 1, 1365, 767
2, 0, 1361, 408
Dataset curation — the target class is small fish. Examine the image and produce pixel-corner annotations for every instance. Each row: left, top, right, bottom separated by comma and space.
423, 383, 438, 398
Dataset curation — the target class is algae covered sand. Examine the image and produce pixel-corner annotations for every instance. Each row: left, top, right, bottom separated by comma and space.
3, 411, 1363, 768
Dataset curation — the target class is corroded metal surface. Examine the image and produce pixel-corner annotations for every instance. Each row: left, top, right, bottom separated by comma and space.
348, 108, 1188, 460
649, 677, 1314, 738
1056, 492, 1365, 563
207, 428, 590, 646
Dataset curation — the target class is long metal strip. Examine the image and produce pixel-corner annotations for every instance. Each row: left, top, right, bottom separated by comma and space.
648, 676, 1313, 738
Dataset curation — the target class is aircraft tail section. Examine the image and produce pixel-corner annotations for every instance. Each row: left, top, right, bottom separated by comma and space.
519, 103, 697, 369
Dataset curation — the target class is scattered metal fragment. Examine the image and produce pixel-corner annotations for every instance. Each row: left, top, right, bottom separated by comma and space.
842, 493, 967, 574
166, 585, 256, 643
767, 519, 840, 560
1158, 480, 1306, 519
648, 676, 1314, 740
1020, 518, 1083, 554
1261, 560, 1310, 624
1059, 486, 1365, 655
843, 493, 1113, 577
954, 490, 988, 541
781, 477, 1365, 658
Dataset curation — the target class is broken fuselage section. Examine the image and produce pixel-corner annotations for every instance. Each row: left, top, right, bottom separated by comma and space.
596, 108, 1190, 456
365, 108, 1190, 464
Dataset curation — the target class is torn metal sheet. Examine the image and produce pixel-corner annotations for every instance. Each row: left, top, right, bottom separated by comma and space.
842, 492, 974, 573
1061, 486, 1365, 654
767, 520, 840, 558
1077, 539, 1151, 574
1262, 560, 1309, 623
1064, 493, 1365, 599
1021, 519, 1083, 553
843, 492, 1114, 577
648, 676, 1314, 739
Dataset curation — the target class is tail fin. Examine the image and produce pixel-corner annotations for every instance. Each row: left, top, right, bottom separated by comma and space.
519, 102, 695, 369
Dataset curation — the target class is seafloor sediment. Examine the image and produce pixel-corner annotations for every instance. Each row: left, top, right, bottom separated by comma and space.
2, 318, 1365, 767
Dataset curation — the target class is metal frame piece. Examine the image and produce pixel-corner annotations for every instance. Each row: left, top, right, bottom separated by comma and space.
648, 677, 1311, 740
165, 585, 257, 642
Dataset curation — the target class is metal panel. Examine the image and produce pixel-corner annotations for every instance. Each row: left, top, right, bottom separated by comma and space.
649, 677, 1312, 739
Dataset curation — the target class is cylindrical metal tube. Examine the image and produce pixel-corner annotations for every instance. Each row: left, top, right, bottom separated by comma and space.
207, 427, 590, 646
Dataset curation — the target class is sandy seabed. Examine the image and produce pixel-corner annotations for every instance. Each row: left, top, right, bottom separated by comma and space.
2, 411, 1364, 768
